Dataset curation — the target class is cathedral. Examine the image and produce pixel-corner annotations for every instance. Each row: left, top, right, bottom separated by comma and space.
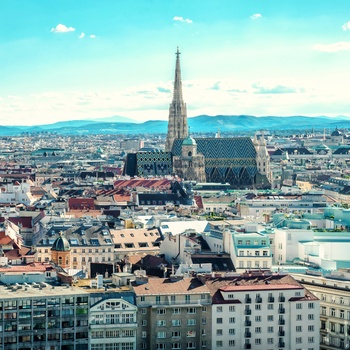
124, 48, 270, 189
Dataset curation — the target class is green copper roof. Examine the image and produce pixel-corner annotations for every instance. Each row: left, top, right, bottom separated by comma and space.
51, 233, 70, 251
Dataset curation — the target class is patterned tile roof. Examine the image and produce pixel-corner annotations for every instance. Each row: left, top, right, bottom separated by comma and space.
172, 137, 257, 159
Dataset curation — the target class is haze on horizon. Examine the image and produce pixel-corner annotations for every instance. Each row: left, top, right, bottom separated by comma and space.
1, 0, 350, 126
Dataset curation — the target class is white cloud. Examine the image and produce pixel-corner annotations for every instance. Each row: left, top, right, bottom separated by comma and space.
79, 32, 85, 39
342, 21, 350, 31
312, 41, 350, 52
173, 16, 193, 24
250, 14, 262, 20
89, 34, 96, 39
51, 23, 76, 33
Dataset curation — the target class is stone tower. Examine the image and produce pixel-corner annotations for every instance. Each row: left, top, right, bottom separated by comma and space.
165, 47, 188, 152
253, 132, 271, 182
173, 134, 206, 182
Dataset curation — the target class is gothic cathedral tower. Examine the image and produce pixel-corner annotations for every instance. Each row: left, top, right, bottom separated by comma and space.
165, 47, 188, 152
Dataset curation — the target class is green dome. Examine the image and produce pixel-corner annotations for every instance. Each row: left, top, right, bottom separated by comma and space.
182, 136, 197, 146
51, 233, 71, 251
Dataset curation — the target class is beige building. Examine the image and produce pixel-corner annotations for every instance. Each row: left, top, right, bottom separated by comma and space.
293, 271, 350, 349
36, 223, 114, 276
110, 228, 161, 261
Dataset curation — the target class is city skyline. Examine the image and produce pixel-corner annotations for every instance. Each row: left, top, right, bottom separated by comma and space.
1, 0, 350, 125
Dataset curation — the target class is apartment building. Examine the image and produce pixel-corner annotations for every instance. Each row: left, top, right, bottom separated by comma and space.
223, 225, 272, 271
202, 271, 320, 350
0, 284, 89, 350
293, 271, 350, 349
36, 221, 114, 274
89, 291, 137, 350
132, 275, 212, 350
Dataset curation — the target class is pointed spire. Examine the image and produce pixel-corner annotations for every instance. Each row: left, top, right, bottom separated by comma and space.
165, 47, 188, 151
173, 46, 183, 103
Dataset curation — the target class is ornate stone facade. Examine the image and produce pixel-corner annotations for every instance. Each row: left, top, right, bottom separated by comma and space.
172, 135, 206, 182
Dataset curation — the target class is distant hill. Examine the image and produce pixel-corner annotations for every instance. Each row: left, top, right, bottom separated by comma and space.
0, 115, 349, 136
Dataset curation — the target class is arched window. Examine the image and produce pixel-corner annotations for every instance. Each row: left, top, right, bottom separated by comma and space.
58, 256, 63, 265
188, 151, 192, 157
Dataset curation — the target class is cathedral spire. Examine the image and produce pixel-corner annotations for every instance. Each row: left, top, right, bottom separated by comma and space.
165, 47, 188, 152
173, 47, 183, 103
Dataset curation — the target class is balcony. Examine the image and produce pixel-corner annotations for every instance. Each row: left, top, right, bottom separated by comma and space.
268, 297, 275, 302
244, 332, 251, 338
278, 331, 285, 336
278, 342, 285, 348
279, 296, 285, 302
245, 309, 251, 315
278, 308, 285, 314
244, 321, 251, 326
255, 297, 262, 303
244, 344, 251, 349
278, 319, 285, 325
245, 298, 252, 304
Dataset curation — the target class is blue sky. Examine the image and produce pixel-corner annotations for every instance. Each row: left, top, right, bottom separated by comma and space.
1, 0, 350, 125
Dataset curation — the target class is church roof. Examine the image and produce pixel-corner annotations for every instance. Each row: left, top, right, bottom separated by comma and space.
331, 128, 342, 136
51, 233, 71, 251
172, 137, 256, 159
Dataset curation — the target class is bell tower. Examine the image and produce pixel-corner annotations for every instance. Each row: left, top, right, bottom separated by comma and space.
165, 47, 188, 151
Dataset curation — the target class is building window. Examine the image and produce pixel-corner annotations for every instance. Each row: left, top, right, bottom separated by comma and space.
308, 303, 314, 309
157, 320, 166, 327
229, 305, 235, 312
157, 332, 166, 339
173, 308, 181, 314
187, 308, 196, 314
157, 309, 166, 315
267, 327, 273, 333
308, 314, 314, 320
216, 318, 223, 324
229, 340, 235, 346
217, 306, 223, 312
296, 326, 302, 332
142, 331, 147, 338
186, 319, 196, 326
216, 341, 223, 347
229, 329, 235, 335
296, 303, 302, 309
172, 331, 181, 338
142, 320, 147, 326
229, 317, 235, 323
216, 329, 223, 336
172, 319, 181, 327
